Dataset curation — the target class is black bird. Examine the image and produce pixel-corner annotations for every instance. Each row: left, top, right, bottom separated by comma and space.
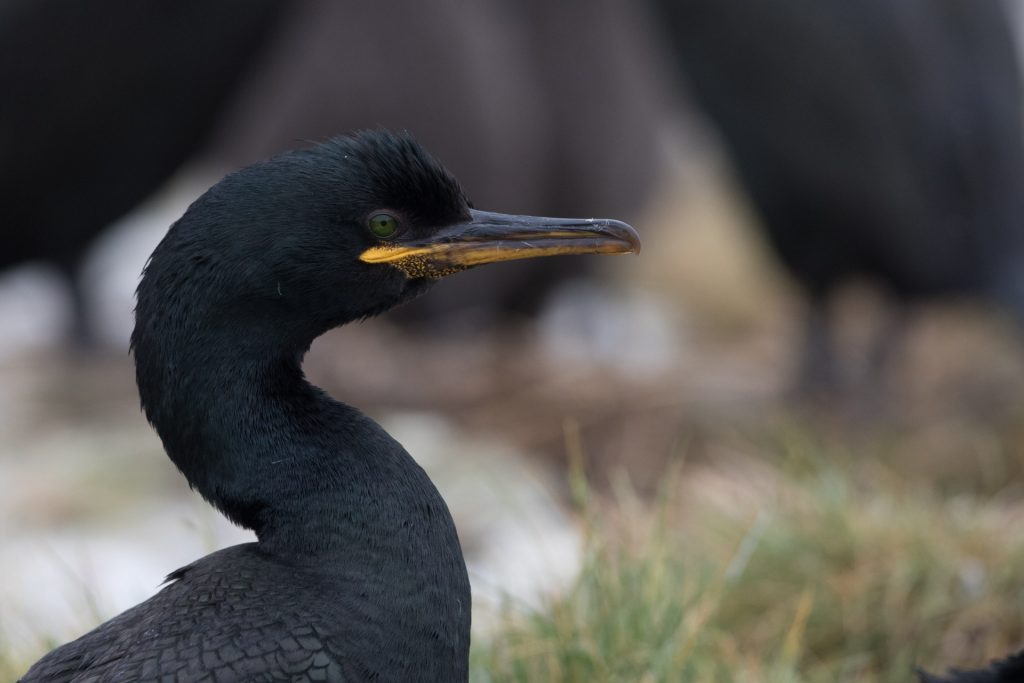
18, 131, 640, 682
919, 650, 1024, 683
652, 0, 1024, 391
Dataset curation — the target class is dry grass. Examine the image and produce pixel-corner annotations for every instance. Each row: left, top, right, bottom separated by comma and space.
471, 420, 1024, 683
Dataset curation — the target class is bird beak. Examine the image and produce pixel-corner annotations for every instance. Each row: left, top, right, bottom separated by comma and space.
359, 209, 641, 278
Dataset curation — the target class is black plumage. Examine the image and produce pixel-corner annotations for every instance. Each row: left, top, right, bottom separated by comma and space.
919, 650, 1024, 683
18, 131, 639, 682
653, 0, 1024, 388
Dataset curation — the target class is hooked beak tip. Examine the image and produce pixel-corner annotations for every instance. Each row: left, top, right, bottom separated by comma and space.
603, 218, 642, 255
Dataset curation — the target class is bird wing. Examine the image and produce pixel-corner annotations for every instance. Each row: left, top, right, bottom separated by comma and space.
19, 553, 358, 683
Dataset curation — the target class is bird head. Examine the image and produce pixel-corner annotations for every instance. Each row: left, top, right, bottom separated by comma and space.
135, 130, 640, 355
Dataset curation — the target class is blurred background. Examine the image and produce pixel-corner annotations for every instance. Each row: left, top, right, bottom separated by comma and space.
3, 0, 1024, 680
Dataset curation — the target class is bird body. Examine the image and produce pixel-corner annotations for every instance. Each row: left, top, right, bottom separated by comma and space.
19, 131, 639, 682
24, 541, 466, 681
654, 0, 1024, 388
656, 0, 1024, 302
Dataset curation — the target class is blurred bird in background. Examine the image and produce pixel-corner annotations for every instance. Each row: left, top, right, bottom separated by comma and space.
654, 0, 1024, 396
0, 0, 287, 344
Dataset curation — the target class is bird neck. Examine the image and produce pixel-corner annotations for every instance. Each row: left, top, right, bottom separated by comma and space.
134, 326, 460, 560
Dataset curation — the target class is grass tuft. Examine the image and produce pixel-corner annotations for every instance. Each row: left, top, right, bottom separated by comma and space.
471, 437, 1024, 683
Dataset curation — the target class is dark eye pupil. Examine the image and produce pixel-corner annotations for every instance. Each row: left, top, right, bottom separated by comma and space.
369, 213, 397, 237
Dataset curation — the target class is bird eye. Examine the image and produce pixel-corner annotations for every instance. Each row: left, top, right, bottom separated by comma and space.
368, 213, 399, 239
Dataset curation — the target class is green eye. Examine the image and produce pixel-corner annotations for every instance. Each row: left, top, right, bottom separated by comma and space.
368, 212, 399, 238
